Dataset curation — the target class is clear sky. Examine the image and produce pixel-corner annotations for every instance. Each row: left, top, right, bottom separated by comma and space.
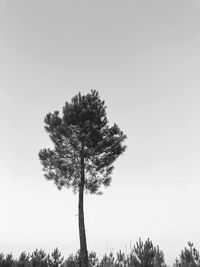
0, 0, 200, 265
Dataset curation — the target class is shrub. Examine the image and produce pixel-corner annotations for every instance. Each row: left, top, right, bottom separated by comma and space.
48, 248, 64, 267
174, 242, 200, 267
31, 249, 48, 267
16, 252, 31, 267
0, 253, 15, 267
132, 238, 166, 267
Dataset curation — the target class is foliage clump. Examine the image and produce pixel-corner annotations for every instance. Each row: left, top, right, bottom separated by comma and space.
39, 90, 127, 195
131, 238, 166, 267
174, 242, 200, 267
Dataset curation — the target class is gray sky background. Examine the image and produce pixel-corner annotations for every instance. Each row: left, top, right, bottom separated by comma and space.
0, 0, 200, 265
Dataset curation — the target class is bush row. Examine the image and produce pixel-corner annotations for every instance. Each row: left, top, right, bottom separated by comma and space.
1, 239, 199, 267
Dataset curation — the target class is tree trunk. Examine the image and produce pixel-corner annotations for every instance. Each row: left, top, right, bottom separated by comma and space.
78, 154, 88, 267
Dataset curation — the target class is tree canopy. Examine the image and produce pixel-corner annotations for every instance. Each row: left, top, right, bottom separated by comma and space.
39, 90, 127, 195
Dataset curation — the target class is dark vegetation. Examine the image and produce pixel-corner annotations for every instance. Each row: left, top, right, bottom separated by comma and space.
1, 240, 200, 267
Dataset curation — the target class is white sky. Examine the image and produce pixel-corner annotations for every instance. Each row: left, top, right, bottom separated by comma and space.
0, 0, 200, 265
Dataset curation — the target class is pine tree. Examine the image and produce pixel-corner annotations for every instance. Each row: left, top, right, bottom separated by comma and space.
132, 238, 166, 267
175, 242, 200, 267
39, 90, 127, 267
48, 248, 64, 267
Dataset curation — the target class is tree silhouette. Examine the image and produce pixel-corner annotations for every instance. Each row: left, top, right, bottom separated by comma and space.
39, 90, 127, 267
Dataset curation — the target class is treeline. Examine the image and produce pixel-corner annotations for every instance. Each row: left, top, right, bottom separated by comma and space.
1, 239, 199, 267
